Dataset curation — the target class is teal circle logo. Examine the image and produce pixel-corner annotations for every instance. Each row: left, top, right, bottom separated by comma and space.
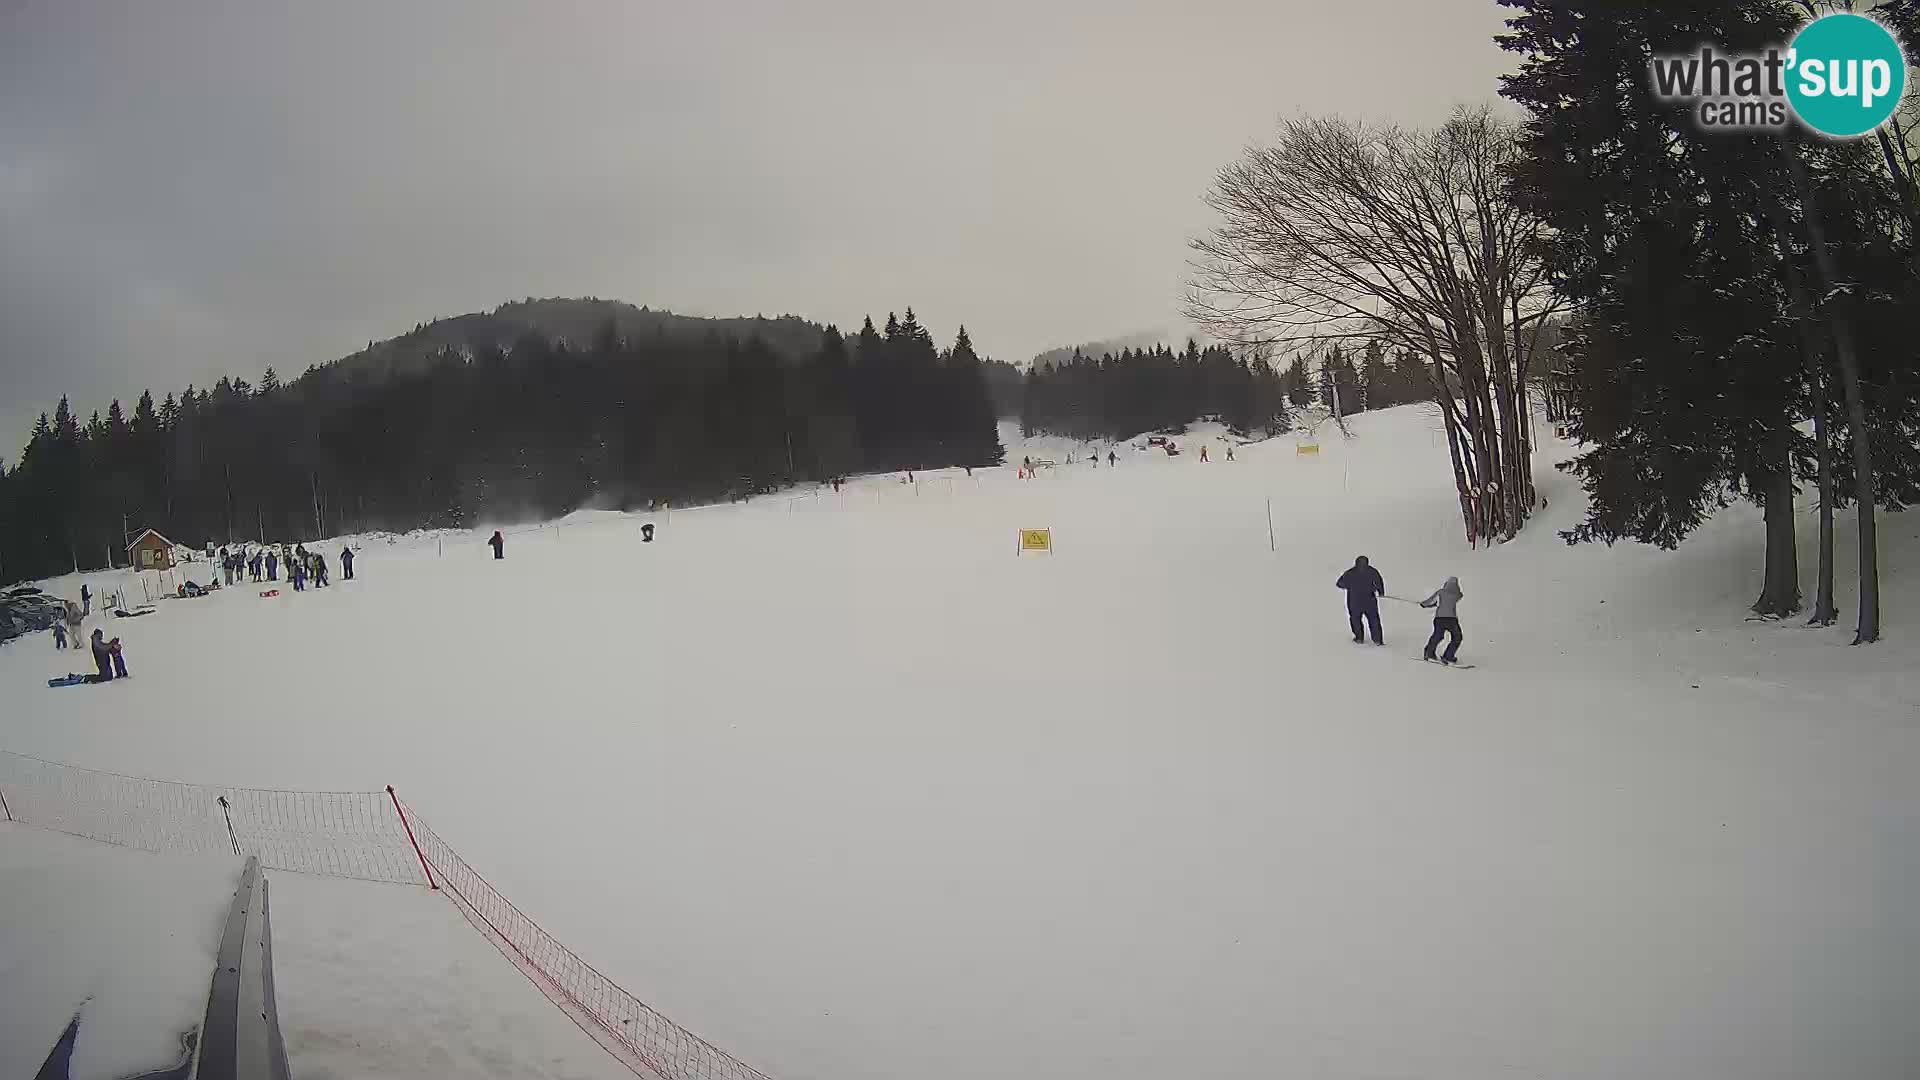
1787, 14, 1906, 138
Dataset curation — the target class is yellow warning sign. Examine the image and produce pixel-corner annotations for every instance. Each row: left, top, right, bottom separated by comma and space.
1018, 528, 1053, 554
1296, 443, 1321, 455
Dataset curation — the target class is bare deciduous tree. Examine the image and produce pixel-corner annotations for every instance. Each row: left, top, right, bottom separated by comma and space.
1186, 106, 1560, 544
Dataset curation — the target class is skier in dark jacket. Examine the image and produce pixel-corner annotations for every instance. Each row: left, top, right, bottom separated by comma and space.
489, 530, 504, 559
80, 583, 91, 615
341, 547, 354, 580
266, 550, 278, 581
1335, 555, 1387, 645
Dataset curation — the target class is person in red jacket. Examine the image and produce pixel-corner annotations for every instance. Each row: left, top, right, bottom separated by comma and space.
489, 530, 505, 559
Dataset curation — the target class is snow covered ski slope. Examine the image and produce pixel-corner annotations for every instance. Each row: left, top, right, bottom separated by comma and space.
3, 404, 1916, 1080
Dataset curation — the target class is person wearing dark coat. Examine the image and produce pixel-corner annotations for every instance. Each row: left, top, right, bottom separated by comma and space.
88, 629, 114, 682
1335, 555, 1387, 645
489, 530, 504, 559
341, 547, 354, 580
80, 583, 91, 615
266, 550, 278, 581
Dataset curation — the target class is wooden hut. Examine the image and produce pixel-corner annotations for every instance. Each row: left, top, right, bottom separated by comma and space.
126, 528, 177, 570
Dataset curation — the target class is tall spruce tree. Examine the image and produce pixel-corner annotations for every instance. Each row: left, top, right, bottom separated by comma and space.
1500, 0, 1809, 616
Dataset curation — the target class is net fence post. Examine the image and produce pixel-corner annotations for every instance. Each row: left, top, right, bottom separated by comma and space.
386, 785, 438, 890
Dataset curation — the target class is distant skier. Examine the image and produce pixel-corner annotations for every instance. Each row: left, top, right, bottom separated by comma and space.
80, 583, 91, 615
341, 546, 354, 580
1420, 576, 1465, 665
313, 552, 329, 587
1226, 445, 1235, 462
266, 550, 278, 581
489, 530, 505, 560
641, 522, 655, 543
1335, 555, 1386, 645
52, 621, 67, 650
218, 548, 229, 585
1107, 450, 1116, 467
290, 557, 305, 592
1199, 445, 1209, 463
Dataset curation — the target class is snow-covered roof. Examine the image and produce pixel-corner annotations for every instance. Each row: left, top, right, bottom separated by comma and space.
125, 528, 176, 552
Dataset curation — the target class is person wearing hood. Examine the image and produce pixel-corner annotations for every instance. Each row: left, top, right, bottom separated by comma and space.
1335, 556, 1386, 645
1420, 576, 1465, 664
88, 628, 114, 682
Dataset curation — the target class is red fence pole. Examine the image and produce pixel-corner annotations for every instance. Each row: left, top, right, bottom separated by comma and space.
386, 785, 438, 890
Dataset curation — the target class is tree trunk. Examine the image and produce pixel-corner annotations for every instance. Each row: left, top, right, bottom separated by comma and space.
1761, 186, 1838, 626
1753, 428, 1801, 617
1788, 149, 1880, 643
1810, 391, 1837, 625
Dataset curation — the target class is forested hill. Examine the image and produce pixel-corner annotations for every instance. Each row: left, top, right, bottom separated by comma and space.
1028, 330, 1171, 372
1, 304, 1003, 584
327, 297, 827, 381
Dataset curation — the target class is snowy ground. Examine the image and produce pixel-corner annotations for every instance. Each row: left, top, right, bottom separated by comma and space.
0, 822, 235, 1080
4, 406, 1918, 1080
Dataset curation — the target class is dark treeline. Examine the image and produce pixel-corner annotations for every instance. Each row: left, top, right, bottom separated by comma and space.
1019, 342, 1288, 441
0, 307, 1001, 583
1017, 339, 1433, 443
1299, 341, 1435, 413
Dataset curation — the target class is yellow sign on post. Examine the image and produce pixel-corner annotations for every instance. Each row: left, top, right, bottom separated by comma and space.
1296, 443, 1321, 456
1018, 528, 1053, 555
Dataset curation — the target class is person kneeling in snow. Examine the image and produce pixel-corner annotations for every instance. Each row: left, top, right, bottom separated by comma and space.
88, 629, 115, 682
1420, 577, 1465, 664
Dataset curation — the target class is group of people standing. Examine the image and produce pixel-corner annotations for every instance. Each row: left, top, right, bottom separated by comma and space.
1335, 555, 1467, 665
219, 543, 356, 591
49, 601, 128, 683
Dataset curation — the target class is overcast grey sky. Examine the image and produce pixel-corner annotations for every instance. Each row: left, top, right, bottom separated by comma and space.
0, 0, 1514, 453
